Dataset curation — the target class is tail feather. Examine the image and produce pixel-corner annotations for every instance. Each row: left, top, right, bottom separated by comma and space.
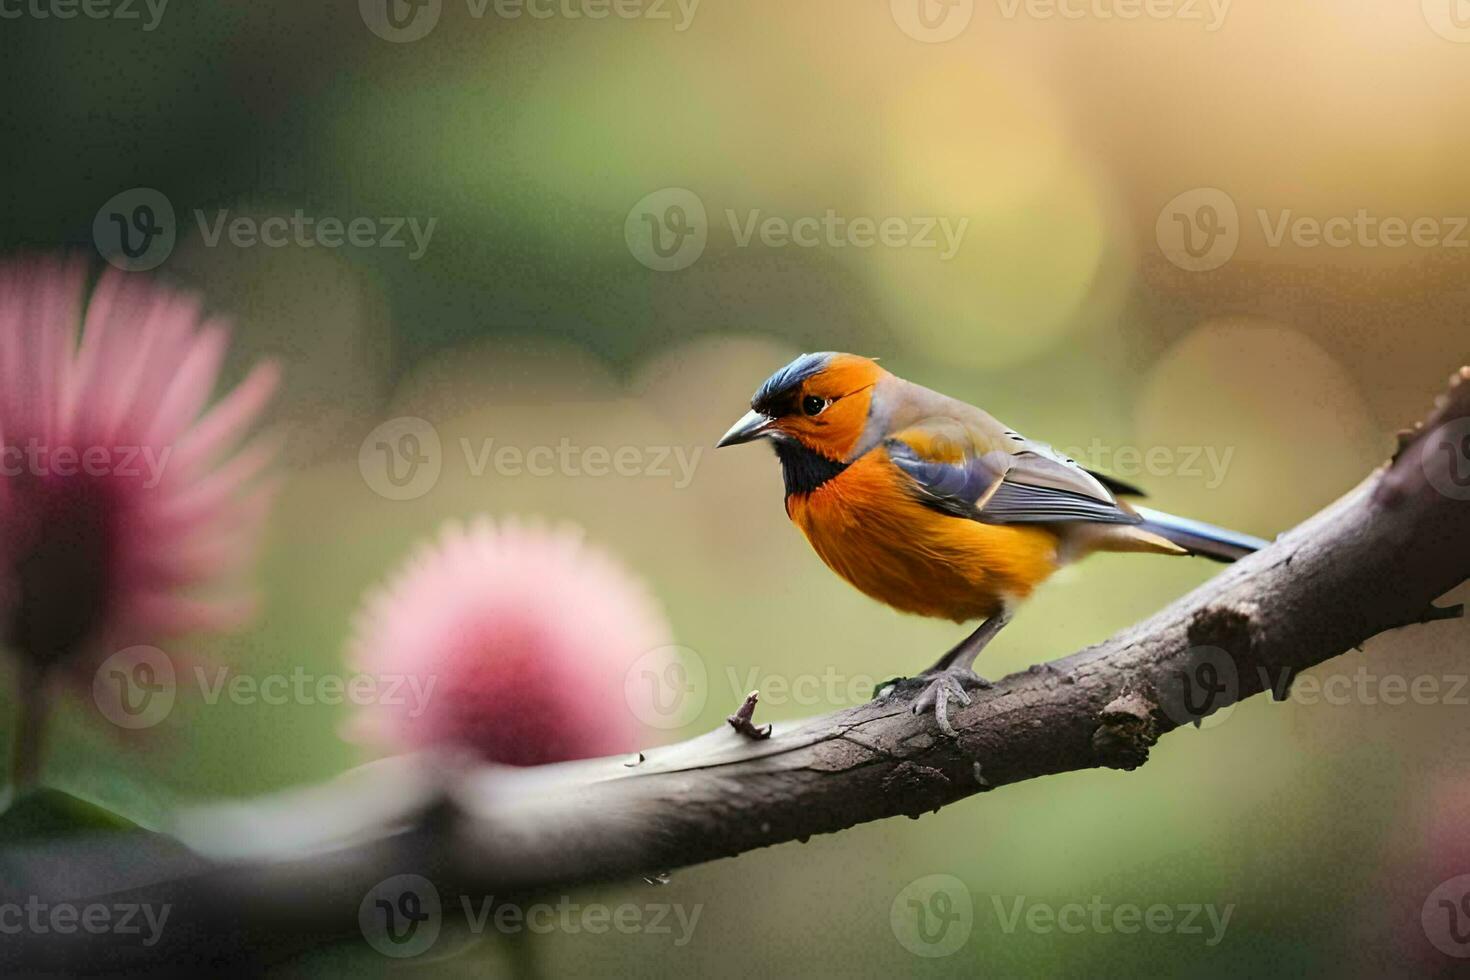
1131, 506, 1268, 563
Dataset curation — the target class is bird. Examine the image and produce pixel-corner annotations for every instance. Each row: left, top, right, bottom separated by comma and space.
716, 351, 1267, 735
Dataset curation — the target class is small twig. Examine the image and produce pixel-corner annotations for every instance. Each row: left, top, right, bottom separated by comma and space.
726, 691, 772, 740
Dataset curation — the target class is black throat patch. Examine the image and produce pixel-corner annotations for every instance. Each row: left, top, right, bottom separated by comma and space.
773, 439, 849, 497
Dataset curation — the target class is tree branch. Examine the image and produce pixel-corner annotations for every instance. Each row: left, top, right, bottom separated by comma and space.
5, 368, 1470, 975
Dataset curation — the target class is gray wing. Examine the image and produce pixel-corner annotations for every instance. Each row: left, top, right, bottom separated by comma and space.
885, 419, 1141, 526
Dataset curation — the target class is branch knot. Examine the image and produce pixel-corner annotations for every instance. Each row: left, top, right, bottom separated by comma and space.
1092, 691, 1159, 771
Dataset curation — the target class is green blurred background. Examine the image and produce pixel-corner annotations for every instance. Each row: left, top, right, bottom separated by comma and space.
4, 1, 1470, 976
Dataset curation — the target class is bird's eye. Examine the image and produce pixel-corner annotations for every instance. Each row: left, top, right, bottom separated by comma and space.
802, 395, 827, 416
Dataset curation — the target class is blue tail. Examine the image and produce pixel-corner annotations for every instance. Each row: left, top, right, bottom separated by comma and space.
1133, 506, 1269, 563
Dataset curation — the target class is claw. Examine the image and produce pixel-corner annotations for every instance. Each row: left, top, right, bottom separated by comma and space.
910, 667, 990, 737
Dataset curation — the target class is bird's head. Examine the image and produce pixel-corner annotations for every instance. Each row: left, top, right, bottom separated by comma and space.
717, 352, 886, 461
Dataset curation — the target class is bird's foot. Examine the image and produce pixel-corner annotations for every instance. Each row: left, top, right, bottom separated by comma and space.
909, 667, 992, 737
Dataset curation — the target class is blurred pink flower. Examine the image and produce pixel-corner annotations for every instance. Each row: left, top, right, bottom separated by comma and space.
346, 517, 674, 766
0, 257, 279, 773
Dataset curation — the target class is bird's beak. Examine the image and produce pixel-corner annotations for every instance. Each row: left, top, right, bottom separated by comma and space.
717, 408, 776, 448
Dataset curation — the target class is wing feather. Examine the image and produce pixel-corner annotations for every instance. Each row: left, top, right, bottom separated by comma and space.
886, 420, 1141, 526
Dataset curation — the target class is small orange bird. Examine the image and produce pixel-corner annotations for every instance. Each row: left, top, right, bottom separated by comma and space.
717, 352, 1266, 733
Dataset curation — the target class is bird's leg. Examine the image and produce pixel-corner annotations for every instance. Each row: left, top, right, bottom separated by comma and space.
924, 613, 1010, 674
910, 612, 1012, 737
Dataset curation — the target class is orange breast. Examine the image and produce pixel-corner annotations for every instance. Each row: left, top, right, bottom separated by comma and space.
785, 449, 1060, 623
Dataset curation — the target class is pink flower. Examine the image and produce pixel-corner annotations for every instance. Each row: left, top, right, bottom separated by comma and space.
346, 517, 674, 766
0, 257, 279, 769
